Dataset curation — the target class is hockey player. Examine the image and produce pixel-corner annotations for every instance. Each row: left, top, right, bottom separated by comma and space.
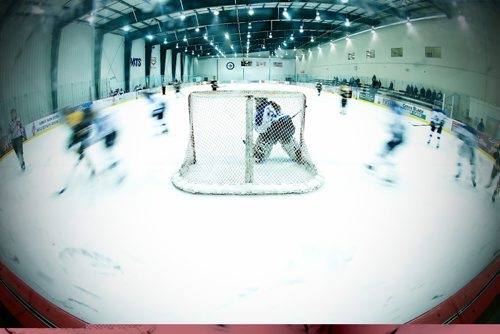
454, 117, 478, 187
316, 82, 323, 96
340, 85, 352, 115
144, 92, 169, 134
485, 144, 500, 202
173, 79, 181, 98
367, 100, 406, 182
252, 98, 312, 169
211, 80, 219, 91
8, 108, 27, 171
427, 105, 446, 148
63, 105, 97, 178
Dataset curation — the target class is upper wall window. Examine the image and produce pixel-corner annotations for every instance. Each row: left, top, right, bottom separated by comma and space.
425, 46, 441, 58
391, 47, 403, 57
366, 49, 375, 59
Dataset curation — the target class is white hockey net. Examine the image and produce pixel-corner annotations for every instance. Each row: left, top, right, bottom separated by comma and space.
172, 90, 323, 195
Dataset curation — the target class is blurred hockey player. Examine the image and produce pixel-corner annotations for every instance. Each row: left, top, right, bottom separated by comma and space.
211, 80, 219, 91
58, 103, 124, 194
485, 144, 500, 202
367, 101, 406, 182
427, 104, 446, 148
454, 117, 478, 187
340, 85, 352, 115
316, 82, 323, 96
173, 79, 181, 98
252, 98, 314, 170
62, 106, 97, 180
144, 92, 169, 135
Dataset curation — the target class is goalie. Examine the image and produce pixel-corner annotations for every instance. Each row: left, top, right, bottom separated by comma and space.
252, 98, 310, 168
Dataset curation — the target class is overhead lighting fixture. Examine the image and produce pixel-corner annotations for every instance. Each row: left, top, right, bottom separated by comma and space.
315, 11, 321, 21
163, 38, 167, 44
269, 32, 273, 38
203, 34, 208, 40
345, 18, 351, 27
290, 33, 294, 41
371, 26, 375, 33
122, 25, 130, 32
341, 0, 349, 3
248, 22, 252, 29
283, 8, 290, 20
346, 34, 350, 40
185, 47, 188, 52
183, 35, 187, 42
225, 32, 230, 39
230, 44, 234, 49
210, 40, 214, 46
406, 17, 412, 24
180, 13, 186, 20
195, 26, 200, 32
176, 43, 179, 48
213, 9, 219, 16
247, 32, 251, 38
300, 25, 304, 33
248, 6, 254, 16
310, 36, 314, 42
192, 50, 194, 55
146, 34, 153, 40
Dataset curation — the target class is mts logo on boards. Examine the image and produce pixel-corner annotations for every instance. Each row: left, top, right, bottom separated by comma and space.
130, 58, 142, 67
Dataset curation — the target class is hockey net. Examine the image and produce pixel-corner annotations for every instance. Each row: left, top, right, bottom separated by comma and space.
172, 90, 323, 195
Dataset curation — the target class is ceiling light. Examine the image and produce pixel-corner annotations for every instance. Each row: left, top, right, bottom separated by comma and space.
341, 0, 349, 3
283, 8, 290, 20
315, 11, 321, 21
122, 25, 130, 32
163, 38, 167, 44
290, 34, 294, 41
310, 36, 314, 42
195, 26, 200, 32
371, 26, 375, 33
248, 6, 254, 16
345, 18, 351, 27
146, 34, 153, 40
183, 35, 187, 42
230, 44, 234, 49
247, 33, 251, 38
269, 32, 273, 38
176, 43, 179, 48
248, 22, 252, 29
210, 40, 214, 46
192, 50, 194, 55
263, 44, 266, 49
185, 47, 188, 52
180, 13, 186, 20
203, 34, 208, 40
213, 9, 219, 16
225, 32, 230, 39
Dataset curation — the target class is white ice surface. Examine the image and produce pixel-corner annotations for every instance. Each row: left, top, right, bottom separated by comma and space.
0, 83, 498, 324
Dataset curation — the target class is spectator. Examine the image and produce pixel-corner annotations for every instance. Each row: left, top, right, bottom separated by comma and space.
372, 75, 377, 87
426, 88, 432, 102
389, 82, 394, 90
477, 118, 485, 132
436, 91, 443, 101
431, 90, 437, 103
413, 86, 418, 98
420, 87, 426, 100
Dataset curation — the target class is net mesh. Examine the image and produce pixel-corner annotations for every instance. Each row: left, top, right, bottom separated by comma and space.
172, 90, 323, 194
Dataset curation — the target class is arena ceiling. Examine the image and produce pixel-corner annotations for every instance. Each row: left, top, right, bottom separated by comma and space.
3, 0, 463, 56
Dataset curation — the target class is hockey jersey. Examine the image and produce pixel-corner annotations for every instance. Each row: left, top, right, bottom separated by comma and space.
430, 107, 446, 125
254, 101, 287, 134
455, 123, 478, 147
